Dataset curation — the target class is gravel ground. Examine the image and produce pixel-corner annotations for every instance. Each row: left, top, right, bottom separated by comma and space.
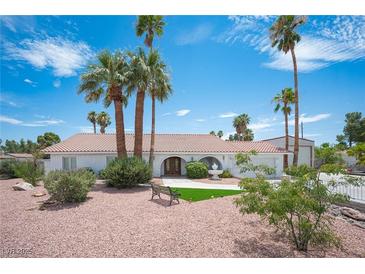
1, 178, 364, 258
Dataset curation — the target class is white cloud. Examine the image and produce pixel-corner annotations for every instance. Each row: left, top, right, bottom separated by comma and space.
249, 117, 278, 132
4, 37, 93, 77
288, 113, 331, 125
79, 126, 94, 133
0, 115, 22, 125
24, 78, 37, 87
22, 123, 46, 127
195, 118, 206, 122
0, 16, 17, 32
219, 112, 238, 118
162, 112, 171, 117
176, 109, 191, 116
53, 79, 61, 88
176, 23, 213, 45
219, 16, 365, 72
222, 131, 236, 141
34, 119, 65, 125
0, 94, 18, 107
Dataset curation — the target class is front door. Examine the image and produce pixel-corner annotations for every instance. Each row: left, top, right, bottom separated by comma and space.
164, 157, 181, 176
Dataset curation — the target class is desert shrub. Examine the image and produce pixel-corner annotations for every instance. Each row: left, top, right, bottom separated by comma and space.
0, 159, 20, 178
80, 167, 95, 174
315, 143, 344, 167
235, 163, 364, 252
285, 164, 317, 178
235, 151, 276, 177
44, 169, 96, 203
13, 161, 44, 186
219, 169, 233, 178
102, 157, 152, 188
186, 161, 208, 179
98, 168, 107, 179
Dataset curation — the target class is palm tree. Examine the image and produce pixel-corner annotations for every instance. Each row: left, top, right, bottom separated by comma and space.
217, 130, 224, 138
79, 50, 130, 158
136, 15, 165, 49
270, 15, 306, 166
97, 111, 111, 134
148, 57, 172, 166
210, 131, 216, 136
272, 88, 295, 169
243, 128, 254, 141
233, 114, 251, 141
136, 15, 168, 166
87, 111, 97, 133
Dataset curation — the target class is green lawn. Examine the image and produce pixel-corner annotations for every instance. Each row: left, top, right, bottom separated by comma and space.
172, 187, 242, 202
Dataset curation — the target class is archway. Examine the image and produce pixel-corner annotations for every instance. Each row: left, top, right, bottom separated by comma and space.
199, 156, 223, 170
161, 156, 186, 176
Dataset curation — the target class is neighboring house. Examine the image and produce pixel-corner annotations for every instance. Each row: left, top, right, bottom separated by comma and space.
42, 133, 289, 178
0, 152, 34, 162
261, 136, 315, 167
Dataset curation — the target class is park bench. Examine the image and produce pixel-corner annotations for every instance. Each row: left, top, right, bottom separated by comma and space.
150, 183, 181, 206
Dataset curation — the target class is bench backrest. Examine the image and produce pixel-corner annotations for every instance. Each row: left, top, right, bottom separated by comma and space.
151, 184, 172, 195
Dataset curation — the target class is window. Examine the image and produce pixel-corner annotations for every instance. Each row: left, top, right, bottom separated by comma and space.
62, 157, 77, 171
106, 156, 116, 165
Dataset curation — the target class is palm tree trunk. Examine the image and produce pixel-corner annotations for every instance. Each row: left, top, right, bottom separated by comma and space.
149, 94, 156, 167
284, 107, 289, 169
93, 123, 96, 134
100, 127, 105, 134
134, 89, 145, 158
291, 48, 300, 166
114, 99, 127, 158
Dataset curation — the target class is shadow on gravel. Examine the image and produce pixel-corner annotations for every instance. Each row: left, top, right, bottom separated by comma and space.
91, 183, 150, 194
37, 197, 93, 211
149, 198, 180, 207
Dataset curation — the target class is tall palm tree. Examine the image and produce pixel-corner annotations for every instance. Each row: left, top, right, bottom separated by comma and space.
87, 111, 97, 134
270, 15, 306, 166
136, 15, 165, 49
127, 48, 152, 158
148, 57, 172, 166
272, 88, 295, 169
136, 15, 168, 166
233, 114, 251, 141
79, 50, 130, 158
243, 128, 254, 141
97, 111, 111, 134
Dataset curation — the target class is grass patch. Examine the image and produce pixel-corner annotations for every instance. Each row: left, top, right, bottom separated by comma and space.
172, 187, 242, 202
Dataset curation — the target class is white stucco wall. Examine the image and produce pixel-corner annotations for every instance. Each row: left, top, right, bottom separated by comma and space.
45, 152, 285, 178
266, 137, 314, 167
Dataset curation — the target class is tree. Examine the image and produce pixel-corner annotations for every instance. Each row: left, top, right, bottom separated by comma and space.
270, 16, 307, 166
1, 139, 38, 153
343, 112, 365, 147
209, 131, 216, 136
347, 142, 365, 166
79, 50, 130, 158
314, 143, 344, 167
243, 128, 254, 141
136, 15, 165, 49
87, 111, 97, 134
37, 132, 61, 149
96, 111, 111, 134
272, 88, 295, 168
128, 48, 156, 158
233, 113, 251, 141
335, 134, 347, 151
217, 130, 224, 138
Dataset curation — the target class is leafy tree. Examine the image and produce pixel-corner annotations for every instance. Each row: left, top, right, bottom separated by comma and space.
37, 132, 61, 149
347, 142, 365, 166
234, 154, 364, 252
343, 112, 365, 147
209, 131, 216, 136
272, 87, 295, 168
270, 16, 306, 166
87, 111, 97, 134
217, 130, 224, 138
315, 143, 344, 167
79, 50, 130, 158
1, 139, 38, 153
335, 134, 348, 151
235, 151, 276, 177
14, 161, 43, 186
96, 111, 111, 134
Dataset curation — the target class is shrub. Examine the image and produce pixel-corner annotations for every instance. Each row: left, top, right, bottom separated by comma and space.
186, 161, 208, 179
285, 164, 317, 178
13, 161, 44, 186
219, 169, 233, 178
0, 159, 20, 178
102, 157, 152, 188
43, 169, 96, 203
234, 163, 364, 252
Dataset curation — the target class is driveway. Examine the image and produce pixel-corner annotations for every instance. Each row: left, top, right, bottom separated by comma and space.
162, 177, 241, 190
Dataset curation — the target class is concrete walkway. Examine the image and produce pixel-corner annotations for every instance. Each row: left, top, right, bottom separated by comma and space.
162, 178, 242, 190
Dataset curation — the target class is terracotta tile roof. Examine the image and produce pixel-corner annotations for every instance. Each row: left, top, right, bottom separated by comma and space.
42, 133, 287, 154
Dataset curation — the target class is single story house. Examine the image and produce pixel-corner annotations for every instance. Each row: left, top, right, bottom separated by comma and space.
0, 152, 34, 162
261, 136, 315, 167
42, 133, 291, 178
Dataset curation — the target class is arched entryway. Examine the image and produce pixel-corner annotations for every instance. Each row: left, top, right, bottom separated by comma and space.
199, 156, 223, 170
161, 156, 186, 176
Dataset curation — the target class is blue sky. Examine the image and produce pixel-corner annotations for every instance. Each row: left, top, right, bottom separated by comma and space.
0, 15, 364, 145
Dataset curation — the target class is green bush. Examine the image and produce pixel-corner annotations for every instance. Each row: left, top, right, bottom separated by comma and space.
219, 169, 233, 178
102, 157, 152, 188
285, 164, 317, 178
0, 159, 20, 178
43, 169, 96, 203
13, 161, 44, 186
186, 161, 208, 179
